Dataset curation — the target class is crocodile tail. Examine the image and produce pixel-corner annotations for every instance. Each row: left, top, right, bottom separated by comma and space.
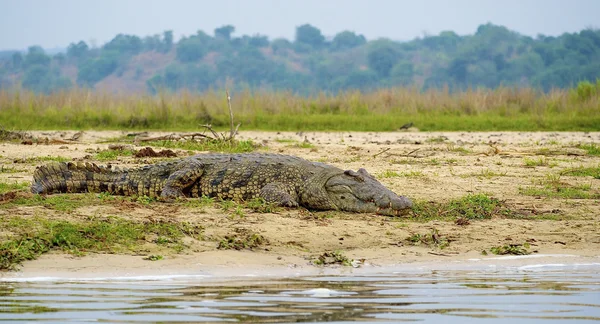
31, 161, 124, 194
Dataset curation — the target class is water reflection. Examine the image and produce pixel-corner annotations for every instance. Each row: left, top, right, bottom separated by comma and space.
0, 269, 599, 322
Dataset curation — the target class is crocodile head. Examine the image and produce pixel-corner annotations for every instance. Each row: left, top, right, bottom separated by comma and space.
324, 168, 413, 216
301, 167, 413, 216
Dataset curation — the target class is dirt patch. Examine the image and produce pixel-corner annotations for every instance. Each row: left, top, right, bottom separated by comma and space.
134, 147, 177, 158
0, 130, 599, 275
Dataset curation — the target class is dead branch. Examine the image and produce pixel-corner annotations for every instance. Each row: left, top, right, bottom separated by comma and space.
373, 147, 391, 157
227, 89, 235, 140
135, 91, 240, 145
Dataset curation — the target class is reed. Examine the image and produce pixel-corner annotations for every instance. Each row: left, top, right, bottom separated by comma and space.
1, 83, 598, 131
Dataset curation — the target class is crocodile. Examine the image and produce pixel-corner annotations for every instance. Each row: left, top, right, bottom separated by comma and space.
31, 153, 412, 216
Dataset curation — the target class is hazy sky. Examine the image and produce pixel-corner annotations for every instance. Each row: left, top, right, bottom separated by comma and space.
1, 0, 599, 51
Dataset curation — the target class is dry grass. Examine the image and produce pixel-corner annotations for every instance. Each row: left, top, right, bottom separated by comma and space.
1, 85, 599, 131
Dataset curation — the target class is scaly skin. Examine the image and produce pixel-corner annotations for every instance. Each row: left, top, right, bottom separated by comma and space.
31, 153, 413, 216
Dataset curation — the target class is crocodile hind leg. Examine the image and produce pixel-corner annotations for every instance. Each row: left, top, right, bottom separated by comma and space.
259, 182, 299, 207
161, 160, 205, 199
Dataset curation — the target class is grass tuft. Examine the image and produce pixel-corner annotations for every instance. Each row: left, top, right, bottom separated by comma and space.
412, 193, 517, 220
0, 216, 204, 270
145, 139, 257, 153
578, 144, 600, 156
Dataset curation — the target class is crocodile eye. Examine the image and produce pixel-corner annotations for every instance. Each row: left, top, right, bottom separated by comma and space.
340, 195, 346, 199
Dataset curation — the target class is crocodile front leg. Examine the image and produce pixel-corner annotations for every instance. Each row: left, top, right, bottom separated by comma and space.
259, 182, 299, 207
161, 160, 205, 199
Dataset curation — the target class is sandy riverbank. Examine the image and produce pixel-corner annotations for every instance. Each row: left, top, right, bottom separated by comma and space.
1, 130, 599, 277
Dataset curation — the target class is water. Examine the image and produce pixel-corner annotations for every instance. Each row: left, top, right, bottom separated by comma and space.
1, 264, 599, 323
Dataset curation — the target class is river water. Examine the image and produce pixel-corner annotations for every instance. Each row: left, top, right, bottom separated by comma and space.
1, 261, 599, 323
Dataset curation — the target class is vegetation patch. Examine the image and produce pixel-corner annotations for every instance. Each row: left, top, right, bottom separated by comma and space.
13, 156, 71, 164
0, 182, 30, 195
312, 251, 353, 266
2, 193, 105, 212
245, 198, 279, 213
217, 229, 268, 250
0, 166, 26, 174
411, 193, 518, 220
474, 169, 508, 179
578, 144, 600, 156
0, 127, 31, 142
143, 254, 164, 261
95, 148, 135, 161
486, 243, 531, 256
379, 170, 425, 178
561, 165, 600, 179
0, 216, 204, 271
519, 174, 599, 199
523, 157, 557, 168
405, 228, 449, 249
144, 139, 257, 153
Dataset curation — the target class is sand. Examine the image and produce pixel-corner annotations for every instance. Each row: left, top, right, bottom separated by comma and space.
0, 130, 599, 279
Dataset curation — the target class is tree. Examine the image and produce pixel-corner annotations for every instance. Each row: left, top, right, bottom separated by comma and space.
103, 34, 143, 55
295, 24, 325, 48
331, 31, 366, 51
143, 34, 162, 51
271, 38, 292, 54
22, 64, 71, 93
448, 57, 470, 85
334, 69, 378, 90
77, 51, 119, 86
67, 41, 89, 60
367, 43, 398, 77
24, 46, 50, 67
249, 35, 269, 47
11, 52, 23, 69
162, 30, 174, 52
176, 37, 207, 62
390, 61, 415, 85
215, 25, 235, 40
422, 31, 460, 52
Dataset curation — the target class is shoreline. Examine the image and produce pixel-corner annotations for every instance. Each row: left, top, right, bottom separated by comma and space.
2, 251, 599, 282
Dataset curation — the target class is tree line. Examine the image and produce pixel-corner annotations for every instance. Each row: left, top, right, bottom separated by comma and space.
0, 23, 599, 94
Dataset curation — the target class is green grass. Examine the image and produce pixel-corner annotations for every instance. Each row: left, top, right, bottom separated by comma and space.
0, 216, 204, 270
378, 170, 425, 178
579, 144, 600, 156
3, 193, 103, 212
1, 108, 599, 133
561, 165, 600, 179
274, 138, 296, 143
519, 185, 599, 199
475, 169, 508, 179
0, 166, 26, 174
14, 156, 71, 164
412, 193, 517, 220
488, 244, 531, 255
378, 170, 401, 178
2, 85, 599, 132
519, 174, 599, 199
145, 139, 257, 153
523, 157, 557, 167
0, 182, 30, 194
95, 149, 135, 161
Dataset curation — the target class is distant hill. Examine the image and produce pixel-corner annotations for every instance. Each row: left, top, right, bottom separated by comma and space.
1, 23, 599, 94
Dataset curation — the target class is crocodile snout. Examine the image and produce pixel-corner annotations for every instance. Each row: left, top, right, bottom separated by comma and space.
375, 194, 413, 216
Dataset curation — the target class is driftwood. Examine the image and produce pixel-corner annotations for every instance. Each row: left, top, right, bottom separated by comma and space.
136, 90, 241, 144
